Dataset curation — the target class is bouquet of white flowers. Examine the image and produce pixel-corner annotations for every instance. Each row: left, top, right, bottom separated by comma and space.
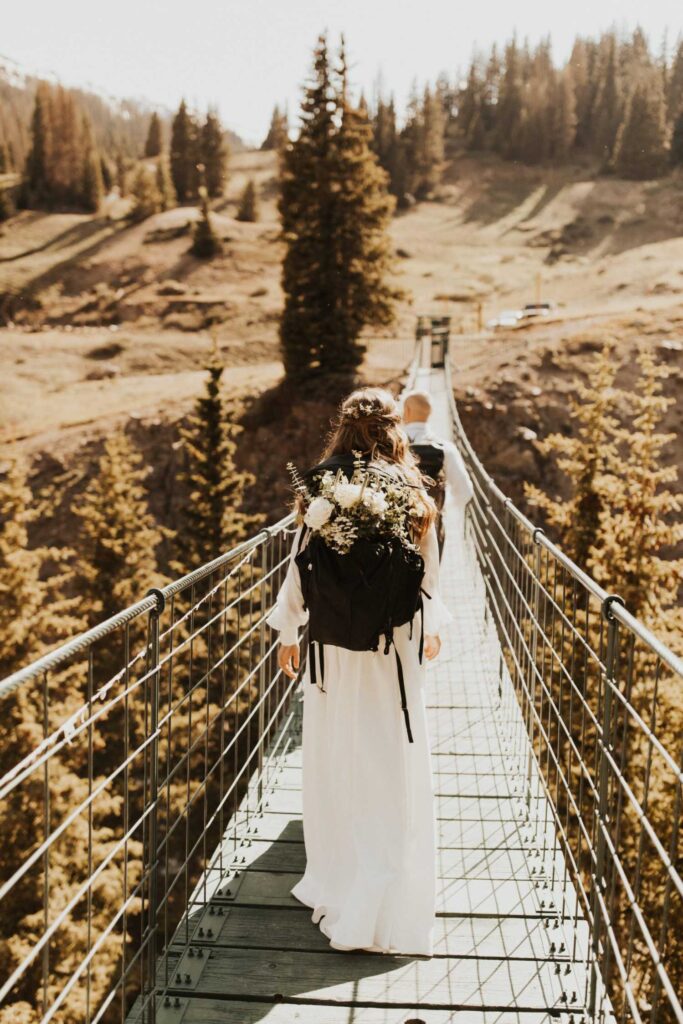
289, 455, 420, 555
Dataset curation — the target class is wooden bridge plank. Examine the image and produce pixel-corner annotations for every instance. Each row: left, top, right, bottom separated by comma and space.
178, 1001, 575, 1024
180, 945, 576, 1011
171, 905, 565, 960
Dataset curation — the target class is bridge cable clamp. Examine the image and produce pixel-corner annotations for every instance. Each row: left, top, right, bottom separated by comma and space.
602, 593, 626, 622
532, 527, 545, 545
146, 587, 167, 617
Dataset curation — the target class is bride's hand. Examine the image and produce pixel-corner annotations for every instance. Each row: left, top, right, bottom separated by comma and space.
424, 635, 441, 661
278, 643, 300, 679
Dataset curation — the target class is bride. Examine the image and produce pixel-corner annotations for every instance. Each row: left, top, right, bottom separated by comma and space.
266, 386, 452, 956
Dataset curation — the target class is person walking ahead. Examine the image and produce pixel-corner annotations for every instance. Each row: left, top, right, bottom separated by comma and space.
402, 389, 473, 557
267, 387, 452, 956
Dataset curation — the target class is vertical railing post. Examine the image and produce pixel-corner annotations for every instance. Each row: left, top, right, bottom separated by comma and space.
145, 589, 164, 1023
589, 594, 623, 1023
257, 536, 269, 804
526, 534, 543, 814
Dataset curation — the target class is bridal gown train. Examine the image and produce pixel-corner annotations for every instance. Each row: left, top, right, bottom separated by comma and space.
266, 522, 451, 956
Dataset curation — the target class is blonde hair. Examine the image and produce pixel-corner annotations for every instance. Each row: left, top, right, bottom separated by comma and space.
319, 387, 436, 540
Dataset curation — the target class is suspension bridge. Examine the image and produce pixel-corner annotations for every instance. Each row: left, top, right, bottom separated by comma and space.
0, 338, 681, 1024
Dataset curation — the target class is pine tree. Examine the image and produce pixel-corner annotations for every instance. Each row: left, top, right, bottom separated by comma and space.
0, 189, 13, 222
170, 99, 199, 203
279, 36, 398, 384
667, 40, 683, 120
525, 346, 620, 567
671, 107, 683, 165
614, 76, 668, 179
495, 39, 524, 158
129, 164, 163, 221
176, 357, 258, 570
592, 35, 622, 163
200, 110, 227, 198
0, 459, 103, 1024
552, 67, 577, 160
591, 349, 682, 627
115, 151, 127, 196
261, 104, 288, 151
190, 168, 221, 258
99, 154, 113, 192
144, 111, 163, 157
81, 150, 103, 212
23, 83, 51, 205
417, 87, 445, 195
74, 433, 164, 624
236, 178, 258, 221
155, 157, 176, 209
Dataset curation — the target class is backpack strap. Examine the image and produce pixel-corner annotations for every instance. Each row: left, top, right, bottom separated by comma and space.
394, 646, 414, 743
308, 639, 325, 693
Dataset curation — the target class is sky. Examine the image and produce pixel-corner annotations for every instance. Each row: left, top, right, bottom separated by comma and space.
3, 0, 682, 144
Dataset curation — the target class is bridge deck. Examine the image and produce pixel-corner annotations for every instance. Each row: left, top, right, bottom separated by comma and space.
146, 368, 589, 1023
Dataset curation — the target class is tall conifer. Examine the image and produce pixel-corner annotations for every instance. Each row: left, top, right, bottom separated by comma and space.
614, 76, 668, 179
175, 357, 257, 570
525, 346, 620, 567
279, 36, 398, 384
144, 111, 163, 157
170, 99, 198, 203
74, 433, 164, 624
200, 110, 227, 198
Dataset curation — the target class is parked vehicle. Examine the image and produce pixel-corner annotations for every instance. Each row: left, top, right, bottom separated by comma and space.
486, 310, 523, 330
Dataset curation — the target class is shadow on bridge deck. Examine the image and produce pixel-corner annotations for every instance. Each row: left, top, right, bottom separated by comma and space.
133, 364, 589, 1024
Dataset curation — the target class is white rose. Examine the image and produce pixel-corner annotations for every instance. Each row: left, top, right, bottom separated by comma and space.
364, 488, 388, 516
304, 496, 335, 530
334, 482, 362, 509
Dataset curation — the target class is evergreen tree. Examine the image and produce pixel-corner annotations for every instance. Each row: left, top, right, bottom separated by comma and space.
495, 39, 524, 158
667, 40, 683, 120
81, 149, 103, 212
279, 36, 398, 383
129, 164, 163, 221
115, 151, 127, 196
261, 104, 289, 151
144, 111, 163, 157
24, 83, 51, 205
671, 107, 683, 165
170, 99, 199, 203
74, 433, 164, 624
592, 349, 682, 626
416, 86, 445, 195
99, 154, 113, 192
0, 189, 13, 222
552, 67, 577, 160
155, 157, 176, 209
176, 357, 257, 570
190, 168, 221, 258
614, 76, 668, 179
237, 178, 258, 221
459, 58, 486, 149
200, 110, 227, 198
592, 35, 622, 163
525, 346, 620, 567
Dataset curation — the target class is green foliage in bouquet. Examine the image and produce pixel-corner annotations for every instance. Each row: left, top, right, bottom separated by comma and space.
289, 455, 419, 555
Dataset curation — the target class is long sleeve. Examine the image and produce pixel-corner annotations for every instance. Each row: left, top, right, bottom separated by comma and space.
265, 527, 309, 645
419, 524, 452, 636
443, 440, 474, 510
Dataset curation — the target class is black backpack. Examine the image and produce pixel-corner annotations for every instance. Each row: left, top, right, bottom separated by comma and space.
411, 441, 446, 512
294, 455, 427, 742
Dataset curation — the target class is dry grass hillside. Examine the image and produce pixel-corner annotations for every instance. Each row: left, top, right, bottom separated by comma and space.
0, 148, 681, 540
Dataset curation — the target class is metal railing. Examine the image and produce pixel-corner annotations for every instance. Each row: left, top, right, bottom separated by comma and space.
0, 515, 297, 1024
0, 342, 681, 1024
444, 352, 683, 1024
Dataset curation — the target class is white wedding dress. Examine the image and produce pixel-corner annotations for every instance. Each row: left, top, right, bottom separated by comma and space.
266, 520, 451, 956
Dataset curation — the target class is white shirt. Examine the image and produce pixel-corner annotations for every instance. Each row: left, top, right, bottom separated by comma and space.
404, 420, 474, 510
